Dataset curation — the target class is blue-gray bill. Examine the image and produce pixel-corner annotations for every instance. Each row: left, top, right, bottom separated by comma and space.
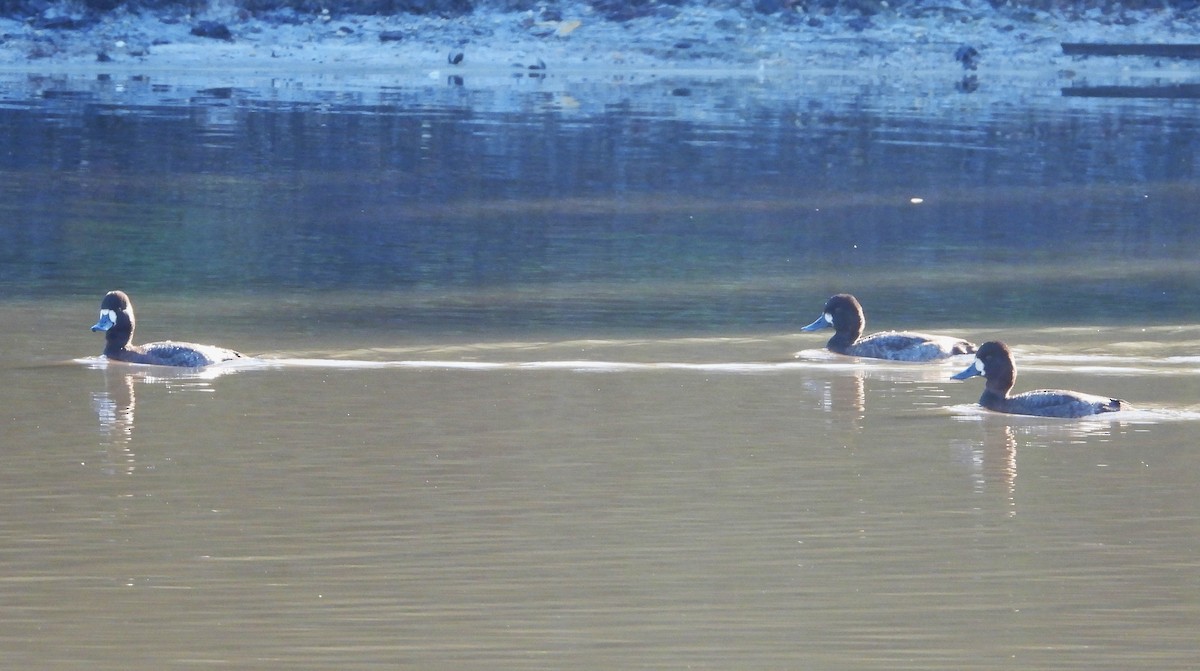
951, 360, 982, 380
800, 315, 831, 332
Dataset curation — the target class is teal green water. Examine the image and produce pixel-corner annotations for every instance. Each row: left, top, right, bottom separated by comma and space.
3, 72, 1200, 333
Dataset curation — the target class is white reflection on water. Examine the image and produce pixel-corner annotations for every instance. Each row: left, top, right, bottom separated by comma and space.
951, 424, 1018, 517
81, 357, 236, 472
90, 373, 135, 444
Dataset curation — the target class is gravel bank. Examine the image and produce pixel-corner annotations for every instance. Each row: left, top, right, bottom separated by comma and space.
2, 0, 1199, 82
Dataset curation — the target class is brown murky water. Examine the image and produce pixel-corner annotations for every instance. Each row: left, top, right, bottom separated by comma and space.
3, 300, 1199, 669
2, 70, 1200, 669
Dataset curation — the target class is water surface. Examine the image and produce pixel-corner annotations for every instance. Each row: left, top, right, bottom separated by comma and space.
1, 69, 1199, 670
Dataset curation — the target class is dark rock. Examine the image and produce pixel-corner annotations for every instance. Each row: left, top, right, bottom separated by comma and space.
954, 44, 979, 70
754, 0, 786, 14
447, 50, 463, 64
257, 9, 304, 26
190, 21, 233, 41
379, 30, 405, 42
15, 0, 53, 17
842, 0, 884, 15
96, 50, 111, 62
35, 14, 91, 30
846, 16, 872, 31
589, 0, 660, 22
778, 10, 805, 26
197, 87, 237, 98
384, 0, 473, 16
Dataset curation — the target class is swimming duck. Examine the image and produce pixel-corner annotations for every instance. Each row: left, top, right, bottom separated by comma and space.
90, 290, 243, 367
951, 341, 1131, 418
801, 293, 976, 361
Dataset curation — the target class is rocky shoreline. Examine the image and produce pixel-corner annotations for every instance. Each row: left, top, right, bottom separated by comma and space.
1, 1, 1199, 85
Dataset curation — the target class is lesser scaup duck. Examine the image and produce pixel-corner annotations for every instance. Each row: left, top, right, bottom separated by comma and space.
90, 290, 243, 367
801, 293, 976, 361
951, 341, 1132, 418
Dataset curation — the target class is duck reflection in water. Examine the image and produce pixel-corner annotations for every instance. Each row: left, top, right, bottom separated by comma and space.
86, 359, 242, 474
92, 368, 137, 446
955, 423, 1018, 517
805, 369, 867, 428
90, 366, 140, 476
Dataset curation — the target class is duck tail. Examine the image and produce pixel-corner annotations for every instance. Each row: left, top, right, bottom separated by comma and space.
1103, 398, 1133, 413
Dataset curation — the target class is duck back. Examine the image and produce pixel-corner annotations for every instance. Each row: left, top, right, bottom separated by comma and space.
985, 389, 1132, 418
847, 331, 976, 362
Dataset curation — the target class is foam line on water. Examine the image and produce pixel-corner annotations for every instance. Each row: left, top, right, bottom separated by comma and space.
78, 354, 1200, 380
262, 358, 824, 373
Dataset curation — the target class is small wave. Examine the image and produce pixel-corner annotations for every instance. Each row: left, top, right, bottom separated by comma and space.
355, 335, 778, 358
1022, 364, 1167, 376
253, 356, 986, 375
76, 348, 1200, 385
70, 352, 983, 378
263, 357, 507, 370
518, 360, 817, 373
258, 357, 816, 373
945, 403, 991, 418
1001, 352, 1200, 376
1112, 407, 1200, 423
77, 355, 235, 377
78, 354, 817, 374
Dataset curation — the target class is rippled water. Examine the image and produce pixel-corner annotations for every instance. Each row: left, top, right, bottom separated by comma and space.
2, 70, 1199, 669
